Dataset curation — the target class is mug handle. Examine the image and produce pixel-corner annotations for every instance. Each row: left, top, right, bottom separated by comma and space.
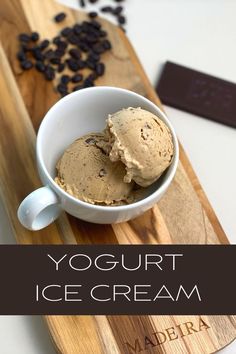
17, 186, 61, 231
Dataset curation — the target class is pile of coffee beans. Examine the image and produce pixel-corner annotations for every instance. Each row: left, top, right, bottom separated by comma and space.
79, 0, 127, 31
17, 13, 112, 97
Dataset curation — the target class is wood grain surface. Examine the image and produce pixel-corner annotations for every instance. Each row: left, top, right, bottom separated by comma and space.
0, 0, 235, 353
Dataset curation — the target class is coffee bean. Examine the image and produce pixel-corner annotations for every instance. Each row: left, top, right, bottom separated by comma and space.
89, 12, 98, 18
40, 39, 50, 50
83, 77, 94, 87
87, 72, 98, 81
20, 44, 30, 52
21, 60, 33, 70
44, 49, 54, 59
88, 0, 98, 3
54, 12, 66, 23
71, 73, 83, 83
88, 52, 100, 62
86, 35, 98, 44
92, 43, 105, 54
50, 57, 61, 65
44, 66, 55, 81
118, 15, 126, 25
61, 92, 69, 97
78, 43, 90, 52
77, 60, 86, 69
54, 49, 65, 58
68, 34, 80, 45
31, 32, 39, 42
57, 40, 68, 50
73, 85, 83, 91
32, 48, 45, 61
53, 36, 61, 45
61, 27, 72, 37
19, 33, 31, 43
73, 24, 83, 35
90, 20, 101, 30
69, 48, 81, 59
81, 21, 91, 33
57, 83, 68, 94
86, 60, 96, 70
61, 75, 70, 84
100, 6, 113, 13
17, 51, 27, 61
79, 0, 86, 7
99, 30, 107, 37
67, 59, 80, 72
95, 62, 105, 76
16, 8, 116, 91
113, 6, 123, 15
102, 39, 112, 50
35, 61, 46, 72
57, 63, 65, 73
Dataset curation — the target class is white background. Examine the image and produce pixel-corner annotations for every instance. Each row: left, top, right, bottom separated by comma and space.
0, 0, 235, 353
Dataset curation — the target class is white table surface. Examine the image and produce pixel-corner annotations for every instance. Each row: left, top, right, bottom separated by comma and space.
0, 0, 235, 353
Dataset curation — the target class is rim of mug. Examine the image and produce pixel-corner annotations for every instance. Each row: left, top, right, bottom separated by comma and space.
37, 86, 179, 211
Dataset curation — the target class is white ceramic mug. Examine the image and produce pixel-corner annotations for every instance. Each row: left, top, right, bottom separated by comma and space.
17, 87, 179, 230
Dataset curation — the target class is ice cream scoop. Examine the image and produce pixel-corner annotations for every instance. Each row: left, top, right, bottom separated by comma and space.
104, 107, 174, 187
55, 133, 135, 205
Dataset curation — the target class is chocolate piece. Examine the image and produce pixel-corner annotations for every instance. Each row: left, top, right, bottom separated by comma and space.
157, 62, 236, 128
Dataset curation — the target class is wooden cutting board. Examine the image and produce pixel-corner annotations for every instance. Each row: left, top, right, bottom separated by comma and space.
0, 0, 235, 353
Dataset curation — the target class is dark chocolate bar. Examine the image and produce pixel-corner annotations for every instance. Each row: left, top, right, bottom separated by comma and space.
157, 61, 236, 128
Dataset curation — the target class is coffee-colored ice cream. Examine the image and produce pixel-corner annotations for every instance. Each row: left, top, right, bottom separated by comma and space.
55, 107, 174, 206
55, 133, 135, 205
104, 107, 174, 187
